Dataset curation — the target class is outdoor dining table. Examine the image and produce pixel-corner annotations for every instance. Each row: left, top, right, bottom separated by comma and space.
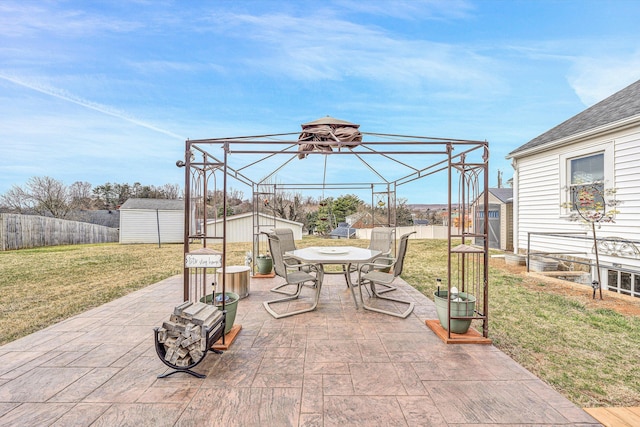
285, 246, 381, 308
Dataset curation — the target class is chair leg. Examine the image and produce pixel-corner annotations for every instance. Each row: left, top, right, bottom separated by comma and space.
271, 268, 318, 295
263, 277, 323, 319
270, 282, 299, 295
359, 280, 414, 318
373, 283, 397, 294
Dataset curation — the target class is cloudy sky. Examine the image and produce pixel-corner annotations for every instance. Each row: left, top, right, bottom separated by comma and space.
1, 0, 639, 202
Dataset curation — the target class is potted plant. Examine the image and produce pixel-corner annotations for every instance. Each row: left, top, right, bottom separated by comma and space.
201, 291, 239, 335
433, 282, 476, 334
256, 253, 273, 274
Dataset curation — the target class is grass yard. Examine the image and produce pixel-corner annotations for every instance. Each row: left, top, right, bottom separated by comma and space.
1, 237, 639, 407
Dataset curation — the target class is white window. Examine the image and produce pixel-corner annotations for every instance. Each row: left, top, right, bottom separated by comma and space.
607, 269, 640, 298
559, 142, 614, 216
569, 153, 604, 209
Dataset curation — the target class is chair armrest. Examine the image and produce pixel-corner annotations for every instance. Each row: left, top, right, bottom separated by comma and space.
286, 262, 317, 272
359, 257, 395, 272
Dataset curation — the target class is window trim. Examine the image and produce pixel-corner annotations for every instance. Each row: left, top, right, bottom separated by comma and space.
559, 141, 614, 217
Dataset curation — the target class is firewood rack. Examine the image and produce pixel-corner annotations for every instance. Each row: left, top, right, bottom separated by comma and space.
153, 310, 226, 379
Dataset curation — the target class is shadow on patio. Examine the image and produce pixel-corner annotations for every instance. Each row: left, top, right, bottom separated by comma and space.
0, 273, 600, 426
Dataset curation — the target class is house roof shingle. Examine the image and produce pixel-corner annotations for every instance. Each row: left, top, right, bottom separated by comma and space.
489, 188, 513, 203
508, 79, 640, 157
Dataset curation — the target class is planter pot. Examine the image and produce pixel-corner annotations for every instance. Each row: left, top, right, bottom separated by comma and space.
433, 290, 476, 334
505, 253, 526, 266
201, 292, 239, 334
256, 257, 273, 274
529, 257, 559, 272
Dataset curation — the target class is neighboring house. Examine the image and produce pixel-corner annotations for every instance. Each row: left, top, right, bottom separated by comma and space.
330, 222, 356, 239
207, 212, 303, 243
507, 79, 640, 298
119, 198, 184, 244
472, 188, 513, 251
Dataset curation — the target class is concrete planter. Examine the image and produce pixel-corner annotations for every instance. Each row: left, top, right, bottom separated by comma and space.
529, 257, 559, 272
201, 292, 239, 334
256, 256, 273, 274
505, 253, 526, 266
433, 290, 476, 334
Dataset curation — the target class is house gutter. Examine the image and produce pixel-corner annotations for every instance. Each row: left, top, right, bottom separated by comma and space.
506, 113, 640, 160
507, 112, 640, 252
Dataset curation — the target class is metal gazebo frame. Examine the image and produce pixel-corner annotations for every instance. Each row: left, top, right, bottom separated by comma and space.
179, 124, 490, 338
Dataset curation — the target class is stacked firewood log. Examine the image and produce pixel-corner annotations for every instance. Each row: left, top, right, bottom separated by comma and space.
156, 301, 224, 367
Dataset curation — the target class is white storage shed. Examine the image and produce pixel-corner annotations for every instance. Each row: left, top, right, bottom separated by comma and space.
207, 212, 303, 243
119, 198, 184, 244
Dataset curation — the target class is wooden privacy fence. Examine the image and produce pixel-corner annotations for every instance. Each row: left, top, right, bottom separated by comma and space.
0, 214, 119, 251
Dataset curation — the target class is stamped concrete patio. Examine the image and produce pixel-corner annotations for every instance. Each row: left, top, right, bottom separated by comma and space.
0, 272, 601, 426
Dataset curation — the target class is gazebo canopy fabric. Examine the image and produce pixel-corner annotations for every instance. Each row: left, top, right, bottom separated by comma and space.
297, 115, 362, 158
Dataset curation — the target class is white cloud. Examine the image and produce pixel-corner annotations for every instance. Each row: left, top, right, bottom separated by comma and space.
204, 10, 501, 97
0, 1, 143, 37
568, 51, 640, 105
333, 0, 475, 21
0, 72, 185, 140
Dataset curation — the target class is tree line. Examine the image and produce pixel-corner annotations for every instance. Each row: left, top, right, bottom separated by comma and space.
0, 176, 415, 231
0, 176, 180, 219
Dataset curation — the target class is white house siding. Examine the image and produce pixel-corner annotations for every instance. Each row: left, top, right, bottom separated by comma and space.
515, 151, 572, 255
514, 125, 640, 277
600, 128, 640, 261
119, 209, 183, 244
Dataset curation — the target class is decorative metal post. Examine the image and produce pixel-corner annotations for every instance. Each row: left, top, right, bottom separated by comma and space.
568, 183, 620, 300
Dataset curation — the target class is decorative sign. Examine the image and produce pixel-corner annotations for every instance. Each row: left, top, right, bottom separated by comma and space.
185, 253, 222, 268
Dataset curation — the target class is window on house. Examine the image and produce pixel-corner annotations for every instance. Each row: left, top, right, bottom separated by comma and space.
607, 269, 640, 298
569, 153, 604, 210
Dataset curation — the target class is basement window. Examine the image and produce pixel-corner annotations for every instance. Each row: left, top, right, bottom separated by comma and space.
607, 269, 640, 298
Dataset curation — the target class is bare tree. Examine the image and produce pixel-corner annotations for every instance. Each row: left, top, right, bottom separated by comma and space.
159, 183, 182, 199
20, 176, 72, 218
270, 191, 305, 223
0, 185, 30, 213
69, 181, 94, 210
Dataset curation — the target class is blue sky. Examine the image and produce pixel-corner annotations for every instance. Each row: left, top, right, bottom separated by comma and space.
1, 0, 640, 203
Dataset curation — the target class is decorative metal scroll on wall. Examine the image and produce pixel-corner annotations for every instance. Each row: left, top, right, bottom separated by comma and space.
595, 237, 640, 259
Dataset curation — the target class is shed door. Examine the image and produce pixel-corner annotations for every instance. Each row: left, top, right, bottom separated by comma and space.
476, 204, 500, 249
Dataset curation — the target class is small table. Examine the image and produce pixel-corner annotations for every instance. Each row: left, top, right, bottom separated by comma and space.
285, 246, 381, 308
216, 266, 250, 299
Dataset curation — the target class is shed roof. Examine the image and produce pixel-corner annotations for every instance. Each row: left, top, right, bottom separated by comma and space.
206, 212, 303, 227
489, 188, 513, 203
508, 79, 640, 158
120, 198, 184, 210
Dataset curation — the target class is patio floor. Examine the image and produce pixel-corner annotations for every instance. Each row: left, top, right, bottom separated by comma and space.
0, 272, 601, 426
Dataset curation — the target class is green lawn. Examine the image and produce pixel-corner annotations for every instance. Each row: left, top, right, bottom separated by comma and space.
1, 237, 638, 407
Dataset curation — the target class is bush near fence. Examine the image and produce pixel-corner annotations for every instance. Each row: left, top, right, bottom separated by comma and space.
0, 213, 119, 251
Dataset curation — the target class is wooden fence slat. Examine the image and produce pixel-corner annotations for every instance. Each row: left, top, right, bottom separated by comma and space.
0, 213, 119, 250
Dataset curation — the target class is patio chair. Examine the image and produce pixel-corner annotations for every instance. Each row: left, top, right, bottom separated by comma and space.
267, 228, 317, 295
345, 227, 396, 294
263, 233, 322, 319
356, 231, 416, 318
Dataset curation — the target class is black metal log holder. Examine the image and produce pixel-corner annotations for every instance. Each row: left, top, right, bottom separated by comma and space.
153, 310, 226, 379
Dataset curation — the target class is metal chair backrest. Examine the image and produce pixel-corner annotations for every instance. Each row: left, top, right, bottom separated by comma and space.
369, 227, 395, 255
271, 228, 297, 252
267, 234, 287, 279
393, 232, 415, 278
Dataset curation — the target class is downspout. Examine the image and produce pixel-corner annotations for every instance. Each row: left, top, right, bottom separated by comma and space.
510, 157, 519, 253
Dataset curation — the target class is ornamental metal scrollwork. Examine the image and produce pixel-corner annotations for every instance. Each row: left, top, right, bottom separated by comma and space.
595, 237, 640, 259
